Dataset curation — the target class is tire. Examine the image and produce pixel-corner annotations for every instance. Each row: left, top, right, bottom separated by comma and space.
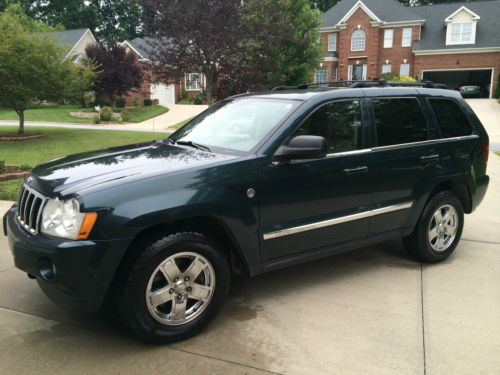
115, 232, 230, 344
403, 191, 464, 263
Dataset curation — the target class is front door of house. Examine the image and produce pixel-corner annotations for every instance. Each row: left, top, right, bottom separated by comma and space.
352, 64, 363, 80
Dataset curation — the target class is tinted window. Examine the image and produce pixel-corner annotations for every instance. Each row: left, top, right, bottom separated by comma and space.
428, 99, 472, 138
373, 98, 428, 146
295, 100, 362, 154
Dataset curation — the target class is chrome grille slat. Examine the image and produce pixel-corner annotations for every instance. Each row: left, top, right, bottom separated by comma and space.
16, 183, 47, 234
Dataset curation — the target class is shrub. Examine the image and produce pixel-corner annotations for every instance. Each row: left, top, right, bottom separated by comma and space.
115, 97, 126, 108
133, 97, 140, 107
93, 116, 100, 124
144, 98, 153, 106
83, 91, 96, 108
20, 164, 32, 171
193, 94, 203, 105
380, 72, 395, 81
118, 117, 123, 124
494, 73, 500, 99
181, 89, 188, 100
0, 160, 5, 173
100, 106, 113, 121
393, 75, 417, 82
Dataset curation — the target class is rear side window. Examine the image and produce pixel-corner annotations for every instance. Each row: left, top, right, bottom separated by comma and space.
428, 98, 472, 138
295, 99, 362, 154
373, 98, 428, 146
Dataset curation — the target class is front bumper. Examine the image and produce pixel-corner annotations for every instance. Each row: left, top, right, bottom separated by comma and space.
3, 205, 131, 312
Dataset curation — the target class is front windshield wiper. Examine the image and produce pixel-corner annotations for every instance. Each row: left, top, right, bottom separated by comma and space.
172, 140, 212, 152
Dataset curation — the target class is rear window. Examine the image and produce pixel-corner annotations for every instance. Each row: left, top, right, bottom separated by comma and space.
373, 98, 428, 146
428, 98, 472, 138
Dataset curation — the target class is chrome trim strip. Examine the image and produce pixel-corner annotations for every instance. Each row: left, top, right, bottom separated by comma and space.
371, 135, 479, 152
263, 201, 413, 240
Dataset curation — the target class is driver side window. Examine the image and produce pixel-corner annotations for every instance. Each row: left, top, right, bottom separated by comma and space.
295, 99, 363, 154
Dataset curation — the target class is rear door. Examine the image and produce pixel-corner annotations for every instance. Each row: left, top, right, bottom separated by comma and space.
365, 94, 439, 234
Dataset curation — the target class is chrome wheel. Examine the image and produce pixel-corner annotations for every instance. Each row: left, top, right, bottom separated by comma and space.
428, 204, 458, 252
146, 252, 215, 326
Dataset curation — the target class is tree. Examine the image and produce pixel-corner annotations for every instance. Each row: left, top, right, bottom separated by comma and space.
85, 42, 143, 106
151, 0, 322, 104
0, 7, 76, 134
65, 60, 100, 107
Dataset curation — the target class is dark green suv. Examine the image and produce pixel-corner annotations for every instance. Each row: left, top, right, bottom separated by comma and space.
3, 85, 489, 343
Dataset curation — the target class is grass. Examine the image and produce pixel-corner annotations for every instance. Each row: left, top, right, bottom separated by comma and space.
0, 104, 168, 124
122, 105, 168, 123
0, 126, 164, 200
496, 151, 500, 157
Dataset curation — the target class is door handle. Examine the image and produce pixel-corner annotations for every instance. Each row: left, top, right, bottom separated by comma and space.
343, 166, 368, 175
420, 154, 440, 163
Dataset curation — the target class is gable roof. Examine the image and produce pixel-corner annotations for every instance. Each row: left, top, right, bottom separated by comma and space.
321, 0, 424, 29
445, 6, 481, 22
124, 37, 155, 60
41, 28, 96, 59
413, 0, 500, 51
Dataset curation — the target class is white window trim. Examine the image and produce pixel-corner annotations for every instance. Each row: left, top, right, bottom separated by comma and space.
402, 27, 412, 47
314, 67, 327, 83
384, 29, 393, 48
382, 64, 392, 74
328, 33, 337, 52
185, 72, 203, 91
347, 64, 367, 80
446, 22, 476, 45
400, 63, 410, 76
351, 30, 366, 52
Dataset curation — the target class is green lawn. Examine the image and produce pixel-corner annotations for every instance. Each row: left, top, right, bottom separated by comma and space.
122, 105, 168, 123
0, 105, 168, 124
0, 126, 164, 200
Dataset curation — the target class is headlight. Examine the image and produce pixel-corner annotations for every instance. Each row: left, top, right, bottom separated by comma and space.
41, 198, 97, 240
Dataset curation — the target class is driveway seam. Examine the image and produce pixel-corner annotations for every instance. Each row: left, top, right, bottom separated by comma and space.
0, 305, 281, 375
462, 238, 500, 245
420, 263, 427, 375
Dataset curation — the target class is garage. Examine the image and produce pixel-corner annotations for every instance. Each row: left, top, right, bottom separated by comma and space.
422, 69, 494, 98
151, 83, 176, 105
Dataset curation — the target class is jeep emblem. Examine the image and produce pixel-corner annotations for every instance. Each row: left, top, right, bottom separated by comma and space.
26, 175, 33, 184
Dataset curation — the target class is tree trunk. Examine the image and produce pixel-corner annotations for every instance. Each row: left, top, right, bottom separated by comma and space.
205, 72, 215, 106
17, 110, 25, 135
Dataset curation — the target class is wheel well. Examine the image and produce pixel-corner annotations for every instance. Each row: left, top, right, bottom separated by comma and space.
116, 217, 249, 281
429, 180, 472, 213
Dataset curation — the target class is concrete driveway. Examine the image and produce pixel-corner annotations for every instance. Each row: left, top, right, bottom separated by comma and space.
466, 99, 500, 150
0, 104, 499, 374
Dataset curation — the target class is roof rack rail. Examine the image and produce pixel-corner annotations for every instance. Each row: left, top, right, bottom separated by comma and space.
271, 79, 447, 90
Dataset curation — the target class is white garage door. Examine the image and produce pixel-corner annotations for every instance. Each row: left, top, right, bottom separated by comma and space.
151, 83, 175, 105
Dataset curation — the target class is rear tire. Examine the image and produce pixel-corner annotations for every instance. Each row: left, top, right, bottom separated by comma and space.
115, 232, 230, 344
403, 191, 464, 263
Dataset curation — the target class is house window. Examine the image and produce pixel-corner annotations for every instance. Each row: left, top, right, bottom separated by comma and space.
449, 23, 473, 44
402, 27, 412, 47
328, 33, 337, 52
384, 29, 393, 48
400, 63, 410, 76
382, 64, 392, 74
185, 73, 201, 91
351, 29, 366, 51
314, 67, 327, 84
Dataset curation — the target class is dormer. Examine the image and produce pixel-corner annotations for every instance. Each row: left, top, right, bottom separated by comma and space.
445, 6, 480, 46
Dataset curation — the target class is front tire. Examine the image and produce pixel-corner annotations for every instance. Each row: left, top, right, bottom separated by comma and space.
403, 191, 464, 263
116, 232, 230, 344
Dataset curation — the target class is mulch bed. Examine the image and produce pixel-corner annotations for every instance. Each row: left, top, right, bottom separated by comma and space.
0, 133, 43, 141
0, 166, 30, 181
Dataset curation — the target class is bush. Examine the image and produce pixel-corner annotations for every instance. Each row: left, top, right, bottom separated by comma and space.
380, 72, 395, 81
100, 106, 113, 121
144, 98, 153, 107
393, 75, 417, 82
93, 116, 100, 124
133, 97, 140, 107
83, 91, 96, 108
0, 160, 5, 173
115, 97, 126, 108
494, 73, 500, 99
118, 117, 123, 124
20, 164, 32, 171
181, 89, 188, 100
193, 94, 203, 105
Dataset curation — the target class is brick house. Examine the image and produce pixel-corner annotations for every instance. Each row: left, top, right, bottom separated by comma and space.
318, 0, 500, 98
121, 37, 205, 106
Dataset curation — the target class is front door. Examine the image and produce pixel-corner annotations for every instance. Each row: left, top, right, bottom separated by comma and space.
259, 98, 372, 261
352, 64, 364, 80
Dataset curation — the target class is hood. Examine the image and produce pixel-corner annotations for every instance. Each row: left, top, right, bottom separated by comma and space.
31, 141, 237, 196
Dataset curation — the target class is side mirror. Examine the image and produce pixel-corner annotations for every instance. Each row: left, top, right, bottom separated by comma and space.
274, 135, 327, 161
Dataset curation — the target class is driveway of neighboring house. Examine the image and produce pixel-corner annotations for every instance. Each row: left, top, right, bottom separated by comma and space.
466, 99, 500, 150
0, 152, 499, 374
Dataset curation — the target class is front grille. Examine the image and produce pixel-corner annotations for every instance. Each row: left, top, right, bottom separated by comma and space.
17, 183, 47, 234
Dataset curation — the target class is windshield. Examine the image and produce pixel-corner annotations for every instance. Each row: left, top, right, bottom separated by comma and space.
169, 98, 300, 152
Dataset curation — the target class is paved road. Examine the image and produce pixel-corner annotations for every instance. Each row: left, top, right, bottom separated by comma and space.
1, 153, 499, 374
